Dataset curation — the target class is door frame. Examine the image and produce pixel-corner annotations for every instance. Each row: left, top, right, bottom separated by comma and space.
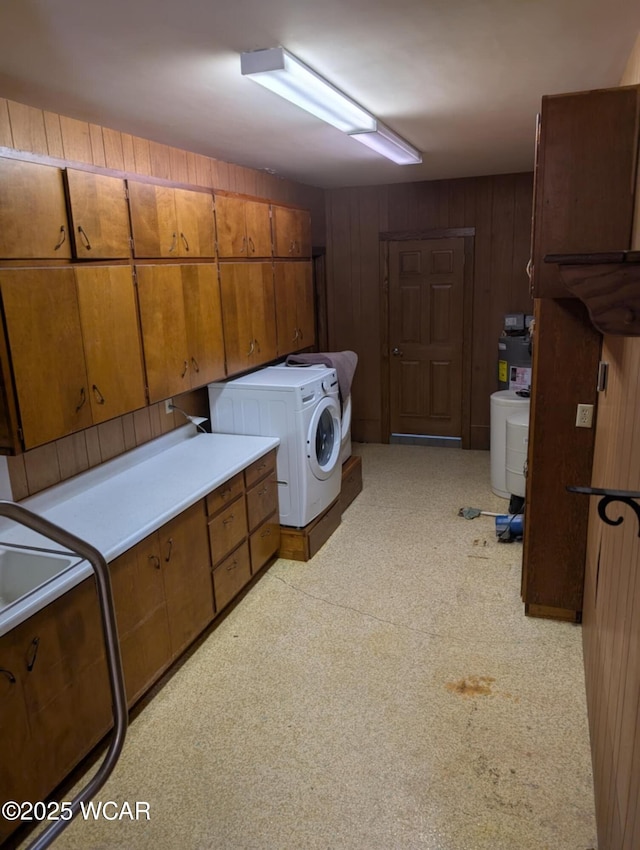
380, 227, 475, 449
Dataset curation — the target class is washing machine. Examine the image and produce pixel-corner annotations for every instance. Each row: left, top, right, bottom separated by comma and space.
208, 366, 342, 528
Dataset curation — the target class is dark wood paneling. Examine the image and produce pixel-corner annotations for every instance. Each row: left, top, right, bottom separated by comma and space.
583, 334, 640, 850
326, 174, 533, 443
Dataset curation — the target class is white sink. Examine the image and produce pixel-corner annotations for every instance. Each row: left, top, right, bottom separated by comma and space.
0, 549, 81, 610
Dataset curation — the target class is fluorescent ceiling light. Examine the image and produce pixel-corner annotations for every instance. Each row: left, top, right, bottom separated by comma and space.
240, 47, 422, 165
349, 124, 422, 165
241, 47, 376, 134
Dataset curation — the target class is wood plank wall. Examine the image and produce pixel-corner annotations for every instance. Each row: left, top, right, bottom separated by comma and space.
0, 97, 325, 500
324, 173, 533, 446
581, 32, 640, 850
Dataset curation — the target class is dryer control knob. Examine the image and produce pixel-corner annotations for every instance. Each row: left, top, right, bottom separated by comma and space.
321, 379, 331, 394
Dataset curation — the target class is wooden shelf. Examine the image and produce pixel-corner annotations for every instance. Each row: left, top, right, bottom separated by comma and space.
545, 251, 640, 335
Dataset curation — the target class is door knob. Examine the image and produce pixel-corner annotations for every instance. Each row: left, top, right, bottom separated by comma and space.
392, 347, 403, 357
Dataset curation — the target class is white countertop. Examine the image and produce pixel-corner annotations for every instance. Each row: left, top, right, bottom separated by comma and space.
0, 427, 279, 636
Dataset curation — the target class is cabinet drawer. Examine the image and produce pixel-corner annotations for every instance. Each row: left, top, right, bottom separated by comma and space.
208, 494, 248, 565
212, 542, 251, 612
244, 449, 277, 489
249, 512, 281, 574
246, 471, 279, 532
206, 472, 244, 516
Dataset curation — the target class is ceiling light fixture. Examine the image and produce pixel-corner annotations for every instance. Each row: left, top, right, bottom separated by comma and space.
240, 47, 421, 165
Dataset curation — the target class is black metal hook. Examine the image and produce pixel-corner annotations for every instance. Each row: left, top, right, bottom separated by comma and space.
567, 486, 640, 537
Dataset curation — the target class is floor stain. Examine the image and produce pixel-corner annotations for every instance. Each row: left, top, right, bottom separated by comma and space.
446, 675, 496, 697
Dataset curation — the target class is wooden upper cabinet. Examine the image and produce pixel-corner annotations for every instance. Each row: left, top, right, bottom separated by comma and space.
174, 188, 215, 257
532, 85, 640, 298
128, 181, 214, 259
0, 158, 71, 259
65, 169, 132, 259
274, 262, 315, 356
136, 264, 225, 402
219, 263, 277, 374
75, 266, 147, 422
272, 205, 311, 258
0, 266, 147, 448
0, 268, 92, 447
215, 194, 272, 258
181, 264, 226, 386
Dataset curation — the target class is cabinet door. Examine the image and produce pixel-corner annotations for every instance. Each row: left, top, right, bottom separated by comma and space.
128, 181, 179, 258
215, 194, 247, 257
274, 263, 299, 356
272, 205, 311, 258
136, 265, 191, 402
249, 262, 278, 366
294, 262, 315, 347
245, 200, 272, 257
66, 169, 132, 259
159, 500, 214, 658
212, 541, 252, 612
0, 268, 92, 448
219, 263, 259, 374
181, 264, 226, 387
110, 534, 172, 704
0, 632, 34, 841
174, 188, 215, 257
0, 158, 71, 259
16, 578, 112, 796
75, 266, 147, 422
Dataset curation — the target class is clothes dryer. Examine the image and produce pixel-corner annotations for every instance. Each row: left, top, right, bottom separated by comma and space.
208, 366, 342, 527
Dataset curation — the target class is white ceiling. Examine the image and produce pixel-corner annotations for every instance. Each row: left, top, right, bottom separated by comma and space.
0, 0, 638, 189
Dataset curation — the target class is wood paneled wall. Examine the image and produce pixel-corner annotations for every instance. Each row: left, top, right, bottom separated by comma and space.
0, 97, 325, 499
325, 173, 533, 446
581, 32, 640, 850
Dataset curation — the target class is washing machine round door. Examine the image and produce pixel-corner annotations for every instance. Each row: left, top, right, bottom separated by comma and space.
307, 397, 342, 480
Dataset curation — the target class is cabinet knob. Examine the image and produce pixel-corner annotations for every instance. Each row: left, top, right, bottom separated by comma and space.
222, 514, 235, 526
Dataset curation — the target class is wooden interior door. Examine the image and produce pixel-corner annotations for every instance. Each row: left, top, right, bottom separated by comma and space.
66, 169, 131, 258
136, 265, 191, 402
388, 238, 464, 437
75, 266, 147, 422
0, 267, 92, 447
181, 263, 226, 386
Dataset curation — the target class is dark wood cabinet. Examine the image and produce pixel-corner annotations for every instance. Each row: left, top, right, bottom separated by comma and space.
531, 85, 640, 299
520, 85, 640, 618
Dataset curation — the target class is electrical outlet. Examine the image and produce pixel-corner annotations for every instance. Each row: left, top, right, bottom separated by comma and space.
164, 399, 173, 415
576, 403, 594, 428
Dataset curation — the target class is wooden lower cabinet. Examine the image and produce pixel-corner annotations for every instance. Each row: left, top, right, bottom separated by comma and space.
0, 450, 278, 842
0, 577, 111, 842
208, 448, 280, 611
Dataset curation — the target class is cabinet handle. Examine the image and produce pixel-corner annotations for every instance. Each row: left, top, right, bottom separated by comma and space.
222, 514, 235, 526
164, 538, 173, 563
180, 232, 190, 252
258, 486, 268, 496
26, 636, 40, 672
255, 338, 261, 353
191, 356, 200, 373
260, 528, 271, 538
248, 236, 255, 254
220, 486, 232, 500
148, 554, 161, 569
75, 387, 86, 412
241, 236, 247, 254
226, 559, 238, 572
92, 384, 105, 405
292, 328, 299, 343
181, 360, 189, 378
289, 240, 294, 254
77, 225, 92, 251
247, 340, 255, 356
257, 461, 266, 471
298, 327, 303, 340
168, 232, 177, 253
0, 667, 16, 683
54, 225, 67, 251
